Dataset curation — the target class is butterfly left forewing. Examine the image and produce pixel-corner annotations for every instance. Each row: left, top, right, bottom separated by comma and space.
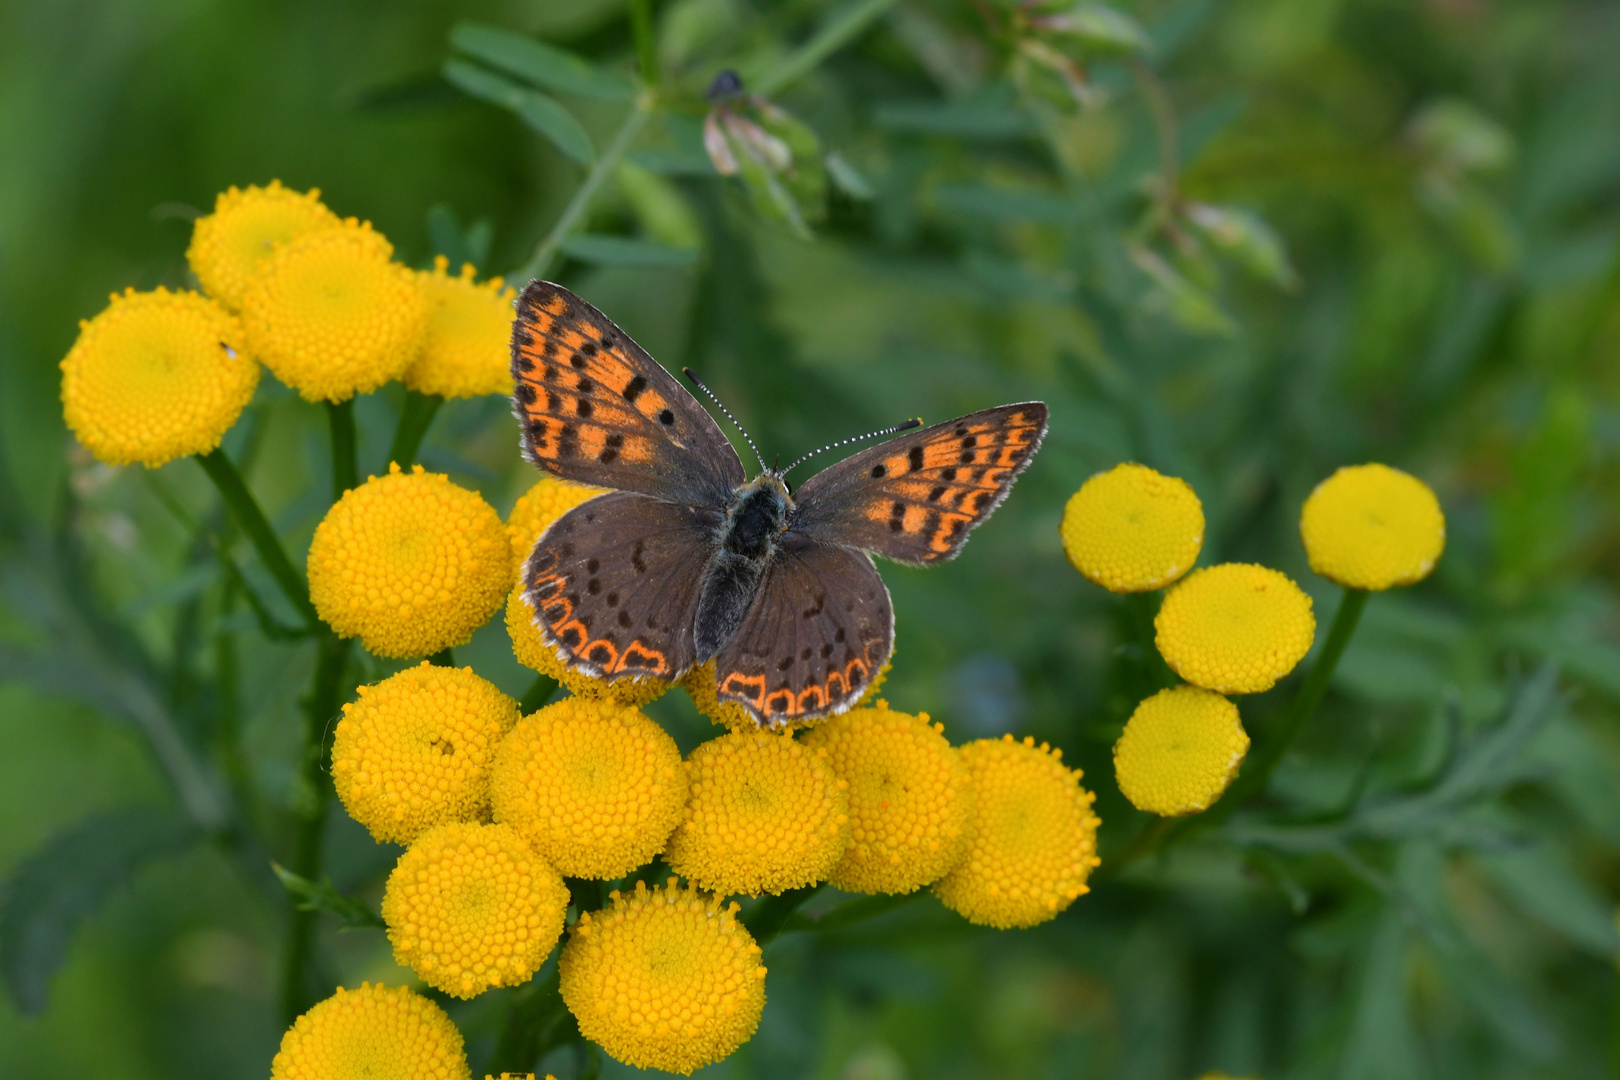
711, 537, 893, 727
790, 402, 1048, 564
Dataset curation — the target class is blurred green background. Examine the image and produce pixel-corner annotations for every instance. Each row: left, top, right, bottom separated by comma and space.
3, 0, 1620, 1077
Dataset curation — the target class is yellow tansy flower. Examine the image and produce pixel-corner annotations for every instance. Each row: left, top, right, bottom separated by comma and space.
505, 586, 668, 707
404, 257, 517, 399
934, 735, 1100, 929
382, 822, 570, 999
1061, 463, 1205, 591
1113, 687, 1249, 816
665, 731, 851, 896
307, 464, 509, 658
240, 219, 426, 402
332, 663, 518, 844
1155, 563, 1315, 694
507, 475, 608, 576
490, 698, 687, 879
270, 981, 470, 1080
680, 649, 893, 734
60, 287, 257, 467
801, 701, 972, 894
1300, 463, 1445, 590
186, 181, 341, 311
559, 878, 766, 1075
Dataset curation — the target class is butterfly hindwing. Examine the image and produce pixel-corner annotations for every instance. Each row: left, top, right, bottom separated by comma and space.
524, 490, 719, 682
511, 281, 745, 507
711, 537, 893, 725
789, 403, 1048, 565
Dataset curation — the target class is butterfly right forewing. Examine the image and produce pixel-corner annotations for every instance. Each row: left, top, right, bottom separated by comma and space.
510, 281, 745, 508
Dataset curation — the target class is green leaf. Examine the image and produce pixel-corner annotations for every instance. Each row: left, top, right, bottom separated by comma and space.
1184, 202, 1300, 289
443, 60, 596, 164
1033, 3, 1152, 53
1478, 844, 1620, 958
558, 234, 700, 267
271, 863, 385, 930
825, 152, 874, 199
627, 145, 718, 176
933, 183, 1083, 224
425, 203, 493, 269
873, 101, 1040, 139
1129, 245, 1238, 336
0, 809, 202, 1014
449, 21, 633, 101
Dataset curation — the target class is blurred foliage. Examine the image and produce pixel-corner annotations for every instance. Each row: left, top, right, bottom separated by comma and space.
3, 0, 1620, 1078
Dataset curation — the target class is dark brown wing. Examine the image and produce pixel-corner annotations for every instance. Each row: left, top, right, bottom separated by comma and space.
711, 537, 893, 727
511, 281, 745, 507
789, 403, 1047, 565
523, 490, 718, 683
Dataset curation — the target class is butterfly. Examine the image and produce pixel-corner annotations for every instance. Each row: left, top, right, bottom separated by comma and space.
509, 281, 1048, 727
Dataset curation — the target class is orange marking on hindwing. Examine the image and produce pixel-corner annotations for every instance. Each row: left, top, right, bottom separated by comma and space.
582, 637, 620, 671
721, 672, 768, 711
796, 684, 826, 713
614, 640, 669, 676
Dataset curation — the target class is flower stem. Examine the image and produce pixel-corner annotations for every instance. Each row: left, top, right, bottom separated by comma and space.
328, 400, 357, 497
753, 0, 901, 98
629, 0, 658, 88
387, 390, 442, 470
513, 97, 655, 284
194, 448, 317, 626
487, 963, 565, 1076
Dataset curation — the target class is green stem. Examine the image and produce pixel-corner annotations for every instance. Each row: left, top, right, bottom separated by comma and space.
513, 96, 655, 283
629, 0, 658, 88
1123, 590, 1176, 689
195, 449, 317, 626
280, 631, 351, 1023
520, 673, 560, 714
487, 964, 565, 1076
752, 0, 900, 97
387, 391, 442, 470
328, 400, 357, 498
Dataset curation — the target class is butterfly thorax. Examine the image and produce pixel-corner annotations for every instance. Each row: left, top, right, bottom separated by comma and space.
693, 474, 793, 661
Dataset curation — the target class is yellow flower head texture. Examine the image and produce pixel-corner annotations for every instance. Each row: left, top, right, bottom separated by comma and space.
934, 735, 1101, 929
405, 257, 518, 399
60, 287, 258, 467
490, 698, 688, 879
559, 878, 767, 1075
664, 730, 851, 896
1061, 463, 1205, 592
240, 218, 426, 402
1155, 563, 1316, 694
270, 982, 469, 1080
800, 701, 972, 894
505, 586, 667, 708
331, 663, 518, 845
1114, 686, 1249, 816
1300, 463, 1445, 590
307, 464, 510, 659
382, 822, 570, 999
185, 180, 341, 311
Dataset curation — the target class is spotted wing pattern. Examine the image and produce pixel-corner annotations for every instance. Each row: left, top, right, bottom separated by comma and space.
711, 537, 893, 726
789, 403, 1048, 565
524, 490, 719, 683
511, 281, 745, 507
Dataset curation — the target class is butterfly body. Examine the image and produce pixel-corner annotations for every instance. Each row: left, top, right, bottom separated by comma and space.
511, 281, 1047, 728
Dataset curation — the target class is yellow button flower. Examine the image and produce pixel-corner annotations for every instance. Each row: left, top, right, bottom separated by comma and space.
332, 663, 518, 844
1061, 463, 1204, 592
382, 822, 570, 999
308, 464, 510, 658
240, 219, 426, 402
404, 257, 517, 399
507, 475, 608, 576
665, 731, 850, 896
680, 648, 893, 735
934, 735, 1100, 929
1300, 463, 1445, 590
801, 701, 971, 894
271, 981, 469, 1080
186, 181, 341, 311
1155, 564, 1315, 694
1113, 687, 1249, 816
490, 698, 687, 879
60, 287, 258, 467
505, 586, 668, 707
559, 878, 766, 1075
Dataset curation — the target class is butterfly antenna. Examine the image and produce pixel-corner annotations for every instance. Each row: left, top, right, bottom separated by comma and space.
682, 367, 768, 473
780, 417, 924, 478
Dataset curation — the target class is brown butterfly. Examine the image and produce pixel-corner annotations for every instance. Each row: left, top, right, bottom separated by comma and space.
510, 281, 1047, 727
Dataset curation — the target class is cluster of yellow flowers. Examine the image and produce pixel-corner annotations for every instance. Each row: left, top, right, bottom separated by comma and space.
1062, 462, 1445, 817
60, 181, 517, 469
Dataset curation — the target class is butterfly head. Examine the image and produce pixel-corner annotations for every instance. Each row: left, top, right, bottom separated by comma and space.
723, 473, 793, 559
